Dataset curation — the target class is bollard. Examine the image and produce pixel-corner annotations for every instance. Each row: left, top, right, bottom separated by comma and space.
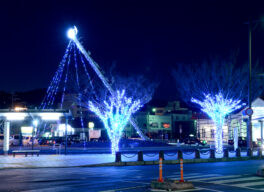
224, 148, 229, 158
236, 148, 241, 157
178, 150, 183, 160
138, 151, 144, 162
159, 151, 164, 160
180, 159, 184, 182
158, 158, 164, 182
258, 148, 263, 157
210, 149, 215, 159
115, 152, 122, 162
247, 148, 253, 157
195, 149, 200, 159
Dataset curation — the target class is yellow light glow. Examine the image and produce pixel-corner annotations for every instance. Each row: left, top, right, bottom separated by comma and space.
21, 126, 33, 134
14, 107, 27, 111
88, 122, 95, 129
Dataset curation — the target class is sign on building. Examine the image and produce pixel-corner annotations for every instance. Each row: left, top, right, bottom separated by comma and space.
89, 129, 101, 140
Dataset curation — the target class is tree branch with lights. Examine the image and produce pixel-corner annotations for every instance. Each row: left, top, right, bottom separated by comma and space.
88, 90, 142, 154
173, 56, 263, 152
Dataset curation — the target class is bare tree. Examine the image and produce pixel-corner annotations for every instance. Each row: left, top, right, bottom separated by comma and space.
172, 57, 263, 106
172, 56, 263, 152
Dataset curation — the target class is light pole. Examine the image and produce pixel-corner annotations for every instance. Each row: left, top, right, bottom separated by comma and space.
245, 19, 264, 149
247, 20, 253, 149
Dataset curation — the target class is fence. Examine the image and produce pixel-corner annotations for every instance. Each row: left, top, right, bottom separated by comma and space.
115, 148, 264, 163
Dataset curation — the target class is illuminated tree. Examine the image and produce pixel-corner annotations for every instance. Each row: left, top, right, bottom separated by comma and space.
89, 90, 142, 154
173, 57, 263, 152
191, 93, 244, 152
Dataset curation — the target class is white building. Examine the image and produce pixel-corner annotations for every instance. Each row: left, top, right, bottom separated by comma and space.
197, 97, 264, 145
197, 118, 228, 145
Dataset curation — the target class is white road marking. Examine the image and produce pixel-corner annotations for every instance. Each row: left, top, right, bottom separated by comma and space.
122, 180, 149, 184
195, 187, 224, 192
212, 176, 263, 184
231, 180, 264, 187
99, 185, 145, 192
191, 175, 245, 181
169, 174, 220, 180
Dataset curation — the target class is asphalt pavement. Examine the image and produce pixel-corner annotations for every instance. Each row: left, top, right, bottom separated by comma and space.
1, 160, 264, 191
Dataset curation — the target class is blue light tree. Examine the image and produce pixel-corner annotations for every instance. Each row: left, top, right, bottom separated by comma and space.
88, 90, 142, 154
173, 57, 263, 152
191, 93, 245, 152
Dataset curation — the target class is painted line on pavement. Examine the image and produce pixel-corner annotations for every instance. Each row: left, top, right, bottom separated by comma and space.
99, 185, 146, 192
191, 175, 243, 181
212, 176, 263, 184
196, 187, 224, 192
169, 174, 220, 180
231, 180, 264, 187
122, 180, 149, 184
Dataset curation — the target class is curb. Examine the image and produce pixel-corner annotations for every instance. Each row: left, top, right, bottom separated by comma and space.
0, 156, 263, 169
80, 156, 264, 167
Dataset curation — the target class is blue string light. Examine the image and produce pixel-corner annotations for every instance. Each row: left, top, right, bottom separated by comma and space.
41, 41, 73, 109
60, 46, 72, 109
73, 44, 84, 128
191, 92, 245, 153
79, 50, 94, 91
89, 90, 142, 154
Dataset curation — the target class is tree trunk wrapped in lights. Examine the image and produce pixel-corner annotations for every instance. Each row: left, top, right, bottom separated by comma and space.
173, 57, 263, 153
89, 90, 142, 154
191, 93, 245, 153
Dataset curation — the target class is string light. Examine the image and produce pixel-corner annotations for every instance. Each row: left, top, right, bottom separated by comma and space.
89, 90, 142, 154
73, 44, 84, 128
191, 92, 245, 153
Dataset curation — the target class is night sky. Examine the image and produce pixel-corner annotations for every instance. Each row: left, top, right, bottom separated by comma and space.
1, 0, 264, 100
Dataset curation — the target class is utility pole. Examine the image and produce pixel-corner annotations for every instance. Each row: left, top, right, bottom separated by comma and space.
247, 21, 253, 149
245, 19, 264, 149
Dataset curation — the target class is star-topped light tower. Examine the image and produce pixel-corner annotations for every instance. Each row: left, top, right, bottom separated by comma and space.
66, 26, 149, 141
191, 92, 245, 153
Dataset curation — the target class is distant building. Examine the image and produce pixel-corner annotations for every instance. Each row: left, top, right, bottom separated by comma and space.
125, 101, 195, 140
195, 97, 264, 145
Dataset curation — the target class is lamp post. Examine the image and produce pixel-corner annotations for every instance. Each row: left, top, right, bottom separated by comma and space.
245, 19, 264, 149
247, 21, 253, 149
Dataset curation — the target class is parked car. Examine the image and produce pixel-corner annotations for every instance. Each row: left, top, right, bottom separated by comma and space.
10, 135, 20, 146
184, 137, 205, 145
38, 137, 54, 145
23, 136, 38, 146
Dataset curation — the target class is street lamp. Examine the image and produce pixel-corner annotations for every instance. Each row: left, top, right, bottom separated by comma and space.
245, 19, 264, 149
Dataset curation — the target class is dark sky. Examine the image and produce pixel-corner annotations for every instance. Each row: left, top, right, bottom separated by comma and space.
1, 0, 264, 99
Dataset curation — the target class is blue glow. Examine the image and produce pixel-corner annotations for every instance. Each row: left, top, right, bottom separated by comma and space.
89, 90, 142, 154
67, 26, 78, 39
40, 41, 73, 109
73, 45, 84, 128
60, 46, 71, 109
191, 92, 245, 153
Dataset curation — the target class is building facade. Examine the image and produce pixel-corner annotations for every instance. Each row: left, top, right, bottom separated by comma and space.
196, 97, 264, 145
